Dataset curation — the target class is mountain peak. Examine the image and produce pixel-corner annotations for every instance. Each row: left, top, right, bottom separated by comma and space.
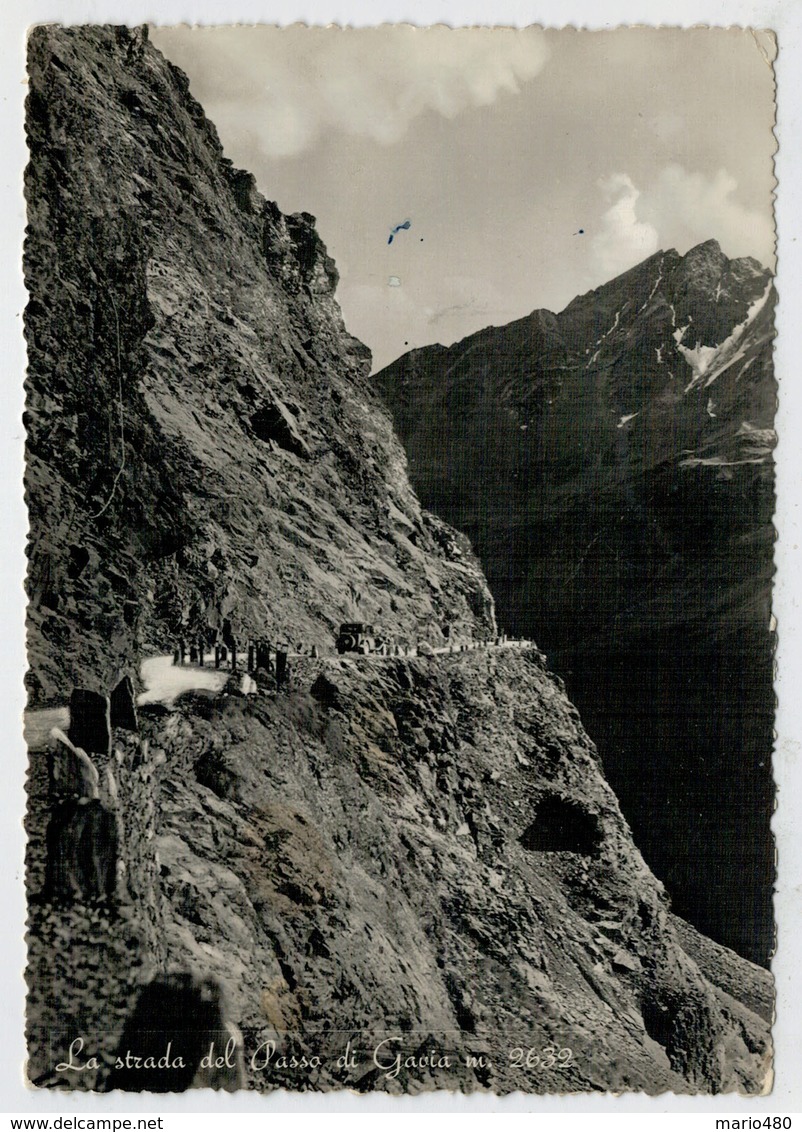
676, 239, 728, 286
685, 237, 724, 258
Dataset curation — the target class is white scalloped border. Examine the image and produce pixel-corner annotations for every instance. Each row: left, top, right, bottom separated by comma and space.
3, 0, 798, 1120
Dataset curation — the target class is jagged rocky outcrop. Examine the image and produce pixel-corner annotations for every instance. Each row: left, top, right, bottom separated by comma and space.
24, 23, 494, 707
375, 243, 776, 965
24, 25, 773, 1096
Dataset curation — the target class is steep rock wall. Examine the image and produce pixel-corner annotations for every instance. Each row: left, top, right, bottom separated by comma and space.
24, 24, 494, 706
27, 652, 772, 1094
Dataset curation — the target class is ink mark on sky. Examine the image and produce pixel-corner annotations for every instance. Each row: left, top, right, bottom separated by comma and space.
388, 219, 412, 245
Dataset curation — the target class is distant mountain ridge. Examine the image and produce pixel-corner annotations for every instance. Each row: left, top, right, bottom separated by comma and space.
375, 240, 776, 964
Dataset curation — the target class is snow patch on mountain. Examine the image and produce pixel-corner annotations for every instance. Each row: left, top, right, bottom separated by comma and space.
680, 420, 776, 469
617, 412, 639, 428
677, 339, 718, 390
678, 282, 772, 394
594, 309, 621, 347
736, 420, 777, 450
679, 454, 767, 468
639, 265, 664, 312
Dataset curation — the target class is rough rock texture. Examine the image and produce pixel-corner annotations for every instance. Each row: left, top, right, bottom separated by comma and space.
375, 243, 776, 965
24, 25, 773, 1096
26, 729, 165, 1087
27, 653, 772, 1094
24, 23, 494, 707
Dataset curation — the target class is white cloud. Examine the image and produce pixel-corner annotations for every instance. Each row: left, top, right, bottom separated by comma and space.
590, 165, 775, 282
639, 164, 775, 267
153, 26, 550, 158
591, 174, 660, 279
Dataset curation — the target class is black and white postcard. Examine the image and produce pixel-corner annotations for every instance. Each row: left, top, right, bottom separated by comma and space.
9, 5, 801, 1111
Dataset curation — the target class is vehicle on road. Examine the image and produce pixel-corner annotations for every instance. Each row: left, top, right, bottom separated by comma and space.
336, 622, 387, 655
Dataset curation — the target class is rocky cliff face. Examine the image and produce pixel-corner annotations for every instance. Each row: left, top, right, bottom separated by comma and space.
25, 25, 772, 1096
24, 24, 494, 707
375, 243, 776, 965
27, 650, 773, 1095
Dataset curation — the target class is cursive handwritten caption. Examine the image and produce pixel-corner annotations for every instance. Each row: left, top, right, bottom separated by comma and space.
57, 1036, 573, 1079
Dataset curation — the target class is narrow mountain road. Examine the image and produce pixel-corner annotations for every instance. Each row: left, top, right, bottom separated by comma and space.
23, 640, 537, 749
138, 654, 230, 706
24, 706, 70, 753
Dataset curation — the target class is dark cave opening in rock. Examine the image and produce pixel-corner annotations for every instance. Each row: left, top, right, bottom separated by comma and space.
640, 996, 674, 1050
519, 794, 602, 856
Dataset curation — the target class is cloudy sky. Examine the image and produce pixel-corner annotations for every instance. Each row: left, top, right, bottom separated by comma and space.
151, 26, 776, 371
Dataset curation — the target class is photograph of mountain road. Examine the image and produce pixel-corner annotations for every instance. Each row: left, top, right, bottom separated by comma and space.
23, 24, 776, 1095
